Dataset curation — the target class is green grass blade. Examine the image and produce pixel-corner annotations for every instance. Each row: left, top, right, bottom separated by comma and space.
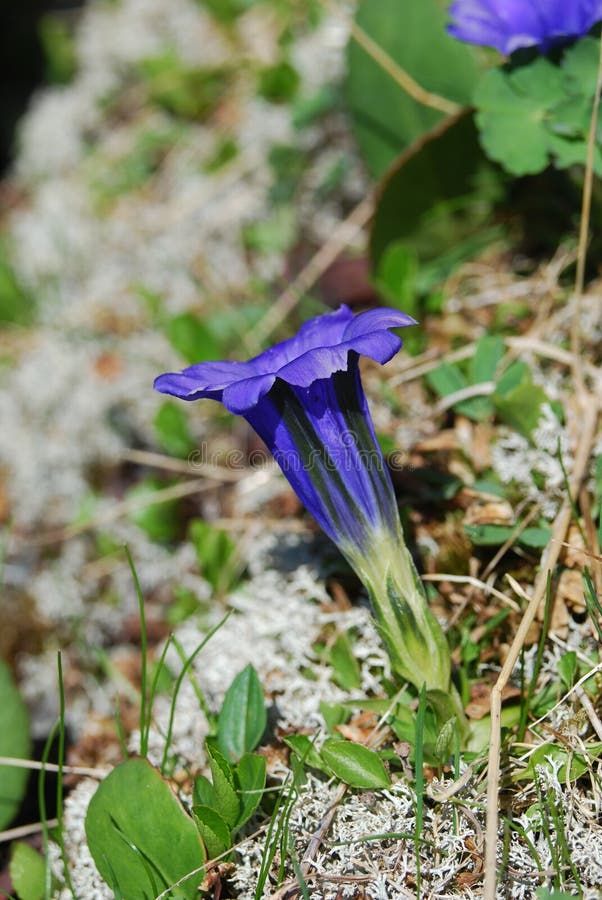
125, 547, 148, 757
518, 571, 552, 742
161, 611, 232, 773
414, 684, 427, 897
55, 653, 76, 899
38, 720, 59, 900
142, 635, 174, 757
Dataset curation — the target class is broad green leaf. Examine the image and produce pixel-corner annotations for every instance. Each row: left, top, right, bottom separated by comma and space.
217, 664, 266, 762
493, 381, 547, 439
518, 527, 553, 549
243, 205, 297, 255
329, 632, 362, 691
463, 523, 508, 546
495, 360, 530, 396
85, 758, 205, 899
193, 774, 217, 809
319, 701, 351, 733
427, 355, 495, 424
188, 518, 240, 596
192, 805, 231, 860
370, 114, 497, 270
516, 742, 602, 784
426, 362, 467, 398
464, 523, 551, 549
475, 47, 602, 176
474, 61, 564, 176
471, 334, 504, 385
206, 744, 240, 829
0, 660, 31, 830
9, 842, 46, 900
283, 735, 330, 774
374, 243, 419, 314
320, 738, 391, 789
154, 401, 196, 459
562, 37, 601, 94
234, 753, 266, 829
127, 478, 181, 542
166, 312, 220, 366
557, 651, 578, 690
345, 0, 478, 176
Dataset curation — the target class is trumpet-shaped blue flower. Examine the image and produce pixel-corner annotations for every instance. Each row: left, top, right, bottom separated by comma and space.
447, 0, 602, 55
155, 306, 454, 698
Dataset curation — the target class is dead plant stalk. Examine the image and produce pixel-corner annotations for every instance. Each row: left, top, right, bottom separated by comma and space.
482, 396, 599, 900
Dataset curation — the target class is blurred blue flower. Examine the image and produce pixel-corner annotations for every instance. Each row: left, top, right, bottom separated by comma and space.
447, 0, 602, 55
155, 305, 455, 698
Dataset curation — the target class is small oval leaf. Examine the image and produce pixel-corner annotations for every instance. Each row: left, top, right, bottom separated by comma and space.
234, 753, 266, 829
217, 664, 266, 762
320, 739, 391, 789
9, 842, 46, 900
192, 805, 231, 861
206, 744, 240, 829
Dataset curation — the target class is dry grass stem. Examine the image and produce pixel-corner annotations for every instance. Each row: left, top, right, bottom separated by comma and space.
421, 573, 521, 611
575, 685, 602, 742
319, 0, 462, 116
480, 503, 541, 581
0, 819, 59, 845
0, 757, 107, 778
483, 395, 599, 900
250, 192, 375, 346
121, 448, 247, 481
571, 29, 602, 393
24, 478, 211, 546
434, 380, 495, 415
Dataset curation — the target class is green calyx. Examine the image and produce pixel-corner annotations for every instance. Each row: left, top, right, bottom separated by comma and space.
346, 530, 468, 739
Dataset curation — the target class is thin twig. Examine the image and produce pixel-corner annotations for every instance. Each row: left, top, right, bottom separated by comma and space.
0, 819, 59, 845
434, 381, 495, 415
575, 685, 602, 742
249, 193, 375, 347
121, 448, 246, 481
23, 478, 211, 546
482, 396, 599, 900
421, 573, 520, 611
0, 757, 107, 778
320, 0, 462, 115
480, 503, 541, 581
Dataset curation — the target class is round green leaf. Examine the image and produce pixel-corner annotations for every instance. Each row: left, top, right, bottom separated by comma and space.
85, 758, 206, 899
0, 659, 31, 830
9, 842, 46, 900
320, 739, 391, 790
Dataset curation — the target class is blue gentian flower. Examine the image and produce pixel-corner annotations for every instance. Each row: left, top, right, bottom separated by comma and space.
155, 306, 453, 697
447, 0, 602, 55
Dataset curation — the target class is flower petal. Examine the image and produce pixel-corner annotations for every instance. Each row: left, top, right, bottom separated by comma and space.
154, 360, 253, 401
242, 305, 354, 376
448, 0, 602, 53
222, 373, 277, 413
342, 308, 417, 340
